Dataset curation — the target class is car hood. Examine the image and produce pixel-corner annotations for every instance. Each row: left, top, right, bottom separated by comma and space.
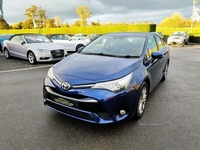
27, 43, 64, 50
169, 35, 184, 39
53, 53, 141, 85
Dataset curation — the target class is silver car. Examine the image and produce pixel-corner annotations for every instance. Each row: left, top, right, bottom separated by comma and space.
167, 31, 189, 46
48, 34, 88, 52
3, 34, 67, 64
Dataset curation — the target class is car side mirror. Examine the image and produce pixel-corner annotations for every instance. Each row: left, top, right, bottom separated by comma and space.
20, 41, 25, 45
152, 52, 163, 59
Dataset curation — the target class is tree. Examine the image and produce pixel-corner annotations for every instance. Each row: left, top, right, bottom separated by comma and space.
71, 20, 81, 27
62, 22, 70, 27
11, 22, 23, 29
91, 21, 99, 26
159, 12, 190, 27
76, 6, 92, 26
23, 5, 47, 29
21, 19, 35, 29
45, 19, 54, 28
0, 18, 10, 29
37, 7, 47, 28
54, 16, 63, 28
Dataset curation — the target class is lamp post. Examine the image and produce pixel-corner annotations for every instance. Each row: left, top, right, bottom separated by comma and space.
190, 0, 198, 33
0, 0, 4, 19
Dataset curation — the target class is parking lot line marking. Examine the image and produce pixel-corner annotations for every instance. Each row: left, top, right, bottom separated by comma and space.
0, 65, 53, 73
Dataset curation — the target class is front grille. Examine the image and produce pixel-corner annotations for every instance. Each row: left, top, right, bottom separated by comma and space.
51, 49, 64, 58
78, 102, 106, 112
51, 88, 88, 99
46, 100, 96, 122
44, 87, 108, 114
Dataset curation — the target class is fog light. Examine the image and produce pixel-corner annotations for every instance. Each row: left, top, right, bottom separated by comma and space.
120, 110, 126, 116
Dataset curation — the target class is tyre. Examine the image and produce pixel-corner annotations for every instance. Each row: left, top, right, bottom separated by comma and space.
161, 63, 169, 81
28, 51, 37, 64
135, 82, 148, 119
4, 48, 10, 59
76, 44, 84, 52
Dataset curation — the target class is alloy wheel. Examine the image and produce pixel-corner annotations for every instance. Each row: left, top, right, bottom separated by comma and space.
28, 52, 36, 64
4, 49, 10, 59
137, 85, 147, 116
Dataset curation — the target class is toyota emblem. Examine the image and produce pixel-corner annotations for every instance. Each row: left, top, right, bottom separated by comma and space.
61, 82, 71, 90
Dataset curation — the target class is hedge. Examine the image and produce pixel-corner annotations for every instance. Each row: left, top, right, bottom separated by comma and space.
0, 24, 156, 35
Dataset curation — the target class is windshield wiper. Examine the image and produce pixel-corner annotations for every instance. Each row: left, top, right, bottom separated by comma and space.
80, 52, 140, 58
80, 52, 116, 57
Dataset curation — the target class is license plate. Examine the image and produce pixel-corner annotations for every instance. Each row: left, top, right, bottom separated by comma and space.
52, 95, 78, 108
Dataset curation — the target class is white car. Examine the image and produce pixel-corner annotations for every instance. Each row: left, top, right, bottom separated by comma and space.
167, 31, 189, 46
72, 33, 88, 40
48, 34, 88, 52
3, 33, 67, 64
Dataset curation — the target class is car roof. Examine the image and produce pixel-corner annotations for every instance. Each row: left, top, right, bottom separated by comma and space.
8, 33, 45, 40
46, 34, 65, 37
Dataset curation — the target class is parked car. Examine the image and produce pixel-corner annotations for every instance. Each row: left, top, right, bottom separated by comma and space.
3, 33, 67, 64
167, 31, 189, 46
72, 33, 88, 40
0, 34, 13, 52
47, 34, 88, 52
84, 34, 102, 43
43, 32, 170, 124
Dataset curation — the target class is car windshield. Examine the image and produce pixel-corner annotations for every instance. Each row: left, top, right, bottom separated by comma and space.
79, 35, 146, 57
172, 32, 186, 36
23, 35, 52, 43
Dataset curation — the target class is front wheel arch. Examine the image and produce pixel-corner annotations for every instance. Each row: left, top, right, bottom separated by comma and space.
76, 44, 84, 52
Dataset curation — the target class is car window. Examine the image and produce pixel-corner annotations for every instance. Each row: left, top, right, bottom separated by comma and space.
147, 35, 158, 53
145, 36, 158, 60
50, 35, 57, 40
60, 35, 69, 40
10, 35, 24, 43
154, 35, 164, 49
80, 35, 145, 57
24, 35, 52, 43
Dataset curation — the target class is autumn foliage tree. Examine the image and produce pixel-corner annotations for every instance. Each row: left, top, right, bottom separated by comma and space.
23, 5, 47, 29
76, 6, 92, 26
0, 18, 10, 29
159, 12, 191, 27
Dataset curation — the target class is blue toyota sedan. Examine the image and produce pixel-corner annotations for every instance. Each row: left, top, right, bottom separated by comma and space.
43, 32, 170, 124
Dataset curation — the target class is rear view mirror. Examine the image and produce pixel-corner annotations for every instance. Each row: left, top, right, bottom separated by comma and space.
152, 52, 163, 59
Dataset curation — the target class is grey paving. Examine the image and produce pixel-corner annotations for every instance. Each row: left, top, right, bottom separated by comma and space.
0, 45, 200, 150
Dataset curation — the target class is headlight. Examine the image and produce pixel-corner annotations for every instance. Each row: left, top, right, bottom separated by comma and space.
92, 72, 133, 93
47, 67, 54, 79
37, 49, 50, 53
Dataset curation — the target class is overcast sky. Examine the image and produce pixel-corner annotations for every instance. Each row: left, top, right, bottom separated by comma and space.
2, 0, 199, 25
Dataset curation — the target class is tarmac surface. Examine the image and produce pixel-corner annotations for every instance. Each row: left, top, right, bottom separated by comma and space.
0, 45, 200, 150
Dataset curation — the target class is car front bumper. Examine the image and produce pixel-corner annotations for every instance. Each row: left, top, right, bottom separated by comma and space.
167, 39, 184, 45
36, 50, 65, 62
43, 77, 140, 124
